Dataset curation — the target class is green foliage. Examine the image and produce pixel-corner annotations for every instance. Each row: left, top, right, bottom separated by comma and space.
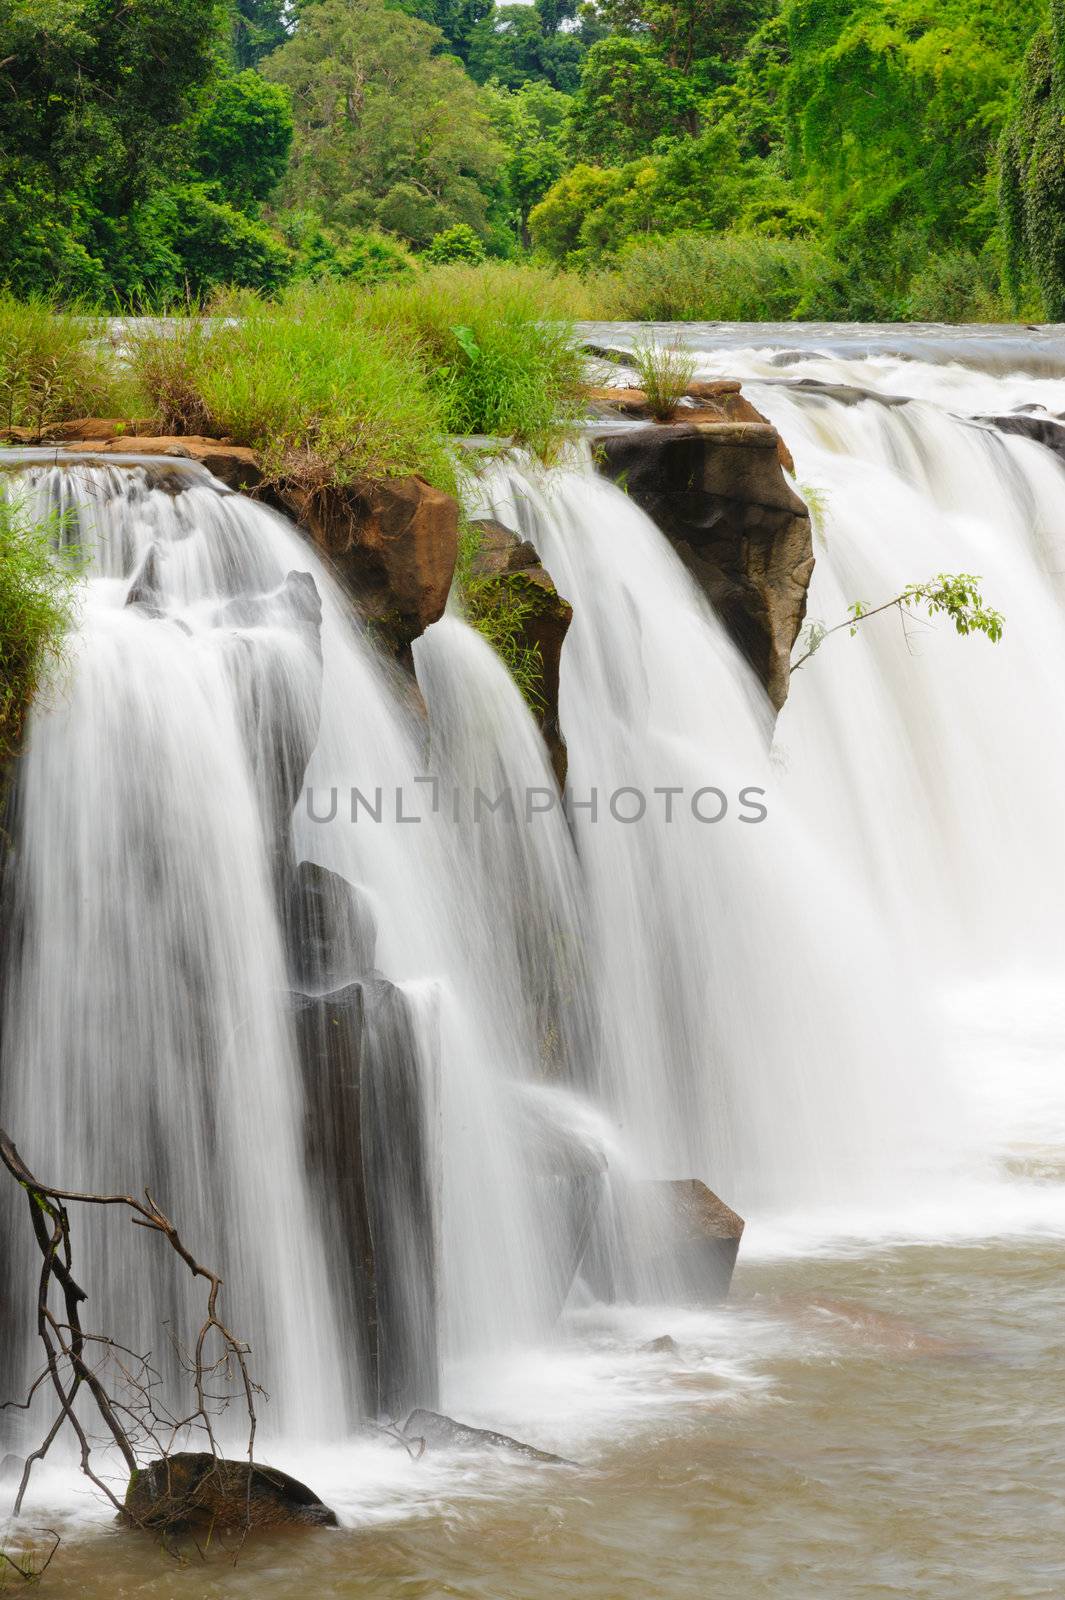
130, 287, 455, 491
586, 0, 774, 86
278, 213, 416, 282
630, 335, 697, 418
906, 249, 1007, 322
467, 3, 586, 90
568, 37, 698, 162
1000, 2, 1065, 318
794, 572, 1004, 674
483, 81, 570, 243
587, 232, 833, 319
261, 0, 503, 247
233, 0, 292, 67
427, 224, 488, 264
194, 71, 294, 208
361, 264, 585, 448
0, 295, 124, 435
461, 571, 548, 713
0, 496, 84, 760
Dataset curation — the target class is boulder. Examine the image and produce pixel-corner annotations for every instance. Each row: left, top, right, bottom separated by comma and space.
121, 1453, 338, 1533
275, 475, 458, 657
583, 381, 794, 473
979, 413, 1065, 464
60, 435, 263, 492
467, 518, 573, 787
638, 1334, 680, 1355
402, 1410, 576, 1466
284, 860, 377, 993
642, 1178, 745, 1304
593, 422, 813, 712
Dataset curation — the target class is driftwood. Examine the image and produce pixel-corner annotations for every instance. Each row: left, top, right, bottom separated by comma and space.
0, 1127, 259, 1522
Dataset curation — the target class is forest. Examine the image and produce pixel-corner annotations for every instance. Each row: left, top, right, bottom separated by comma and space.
2, 0, 1065, 320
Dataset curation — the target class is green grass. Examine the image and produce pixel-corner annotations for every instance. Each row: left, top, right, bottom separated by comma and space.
630, 335, 697, 419
588, 233, 835, 322
131, 285, 455, 491
0, 496, 84, 759
359, 263, 587, 455
0, 293, 130, 437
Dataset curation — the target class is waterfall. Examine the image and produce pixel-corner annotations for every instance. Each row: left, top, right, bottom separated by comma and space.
4, 332, 1065, 1481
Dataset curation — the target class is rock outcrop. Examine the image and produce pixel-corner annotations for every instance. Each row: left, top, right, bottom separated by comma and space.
584, 379, 795, 473
582, 1178, 744, 1307
466, 518, 573, 787
979, 412, 1065, 463
594, 421, 813, 711
403, 1410, 577, 1465
55, 433, 264, 493
122, 1453, 338, 1533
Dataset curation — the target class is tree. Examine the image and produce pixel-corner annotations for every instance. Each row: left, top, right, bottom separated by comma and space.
793, 573, 1004, 674
233, 0, 293, 66
568, 36, 698, 162
584, 0, 772, 84
261, 0, 504, 245
195, 71, 294, 208
1000, 1, 1065, 317
467, 3, 586, 90
484, 79, 570, 242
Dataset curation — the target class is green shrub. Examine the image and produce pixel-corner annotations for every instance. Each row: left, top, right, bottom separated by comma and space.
0, 295, 126, 435
130, 286, 454, 491
0, 496, 84, 759
905, 250, 1008, 322
630, 335, 697, 419
426, 224, 487, 265
278, 212, 416, 284
596, 232, 835, 321
361, 263, 585, 450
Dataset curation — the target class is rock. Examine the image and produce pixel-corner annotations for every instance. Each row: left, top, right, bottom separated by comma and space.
593, 422, 813, 712
292, 978, 439, 1418
121, 1453, 338, 1533
402, 1410, 577, 1466
285, 860, 377, 993
642, 1179, 745, 1304
275, 475, 458, 657
0, 1452, 24, 1486
0, 418, 152, 446
125, 544, 165, 615
638, 1334, 680, 1355
979, 413, 1065, 464
582, 381, 794, 473
467, 518, 573, 787
60, 435, 263, 492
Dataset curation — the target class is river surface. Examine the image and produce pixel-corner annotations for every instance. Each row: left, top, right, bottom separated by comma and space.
5, 323, 1065, 1597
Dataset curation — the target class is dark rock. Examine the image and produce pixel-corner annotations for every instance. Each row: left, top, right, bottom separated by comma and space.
121, 1453, 338, 1533
274, 475, 459, 657
403, 1410, 577, 1466
292, 979, 438, 1419
125, 544, 165, 613
593, 422, 813, 712
467, 517, 574, 787
285, 860, 376, 993
979, 413, 1065, 463
638, 1334, 680, 1355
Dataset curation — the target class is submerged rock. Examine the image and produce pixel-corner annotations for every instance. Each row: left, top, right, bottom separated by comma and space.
403, 1410, 577, 1466
593, 422, 813, 712
638, 1334, 680, 1355
121, 1452, 338, 1532
466, 517, 573, 787
285, 860, 377, 992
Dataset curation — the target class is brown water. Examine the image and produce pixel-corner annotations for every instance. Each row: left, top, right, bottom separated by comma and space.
11, 1236, 1064, 1600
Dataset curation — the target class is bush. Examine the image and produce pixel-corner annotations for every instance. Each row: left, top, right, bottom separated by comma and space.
905, 250, 1008, 323
360, 263, 585, 451
0, 496, 84, 759
130, 285, 454, 491
595, 232, 835, 321
278, 213, 415, 283
426, 224, 487, 265
630, 335, 697, 419
0, 294, 125, 435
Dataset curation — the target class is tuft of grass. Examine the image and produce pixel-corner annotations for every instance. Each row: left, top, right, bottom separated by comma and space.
130, 286, 455, 492
359, 263, 587, 456
630, 335, 697, 420
0, 294, 130, 438
0, 496, 85, 760
593, 233, 833, 322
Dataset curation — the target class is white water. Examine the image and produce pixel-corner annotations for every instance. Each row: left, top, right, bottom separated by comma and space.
4, 330, 1065, 1545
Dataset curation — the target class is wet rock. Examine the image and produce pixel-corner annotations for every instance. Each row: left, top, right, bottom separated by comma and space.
593, 422, 813, 712
583, 381, 794, 473
403, 1410, 577, 1466
121, 1453, 338, 1532
125, 545, 165, 613
291, 978, 439, 1419
643, 1179, 744, 1304
0, 1452, 24, 1486
60, 435, 264, 492
466, 517, 573, 787
979, 413, 1065, 464
285, 860, 377, 993
275, 475, 458, 657
639, 1334, 679, 1355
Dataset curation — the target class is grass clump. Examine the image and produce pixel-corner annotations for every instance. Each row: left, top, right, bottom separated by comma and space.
0, 294, 127, 437
131, 285, 454, 491
0, 496, 84, 759
461, 571, 547, 714
630, 335, 697, 419
594, 233, 833, 322
360, 263, 587, 454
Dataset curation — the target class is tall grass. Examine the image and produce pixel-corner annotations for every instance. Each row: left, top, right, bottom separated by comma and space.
131, 287, 455, 491
0, 496, 84, 759
360, 263, 587, 452
0, 294, 128, 437
589, 233, 834, 322
630, 335, 697, 418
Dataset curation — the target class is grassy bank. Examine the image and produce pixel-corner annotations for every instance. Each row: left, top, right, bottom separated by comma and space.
0, 498, 83, 760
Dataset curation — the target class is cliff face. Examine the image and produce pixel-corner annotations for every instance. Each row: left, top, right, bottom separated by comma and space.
593, 421, 813, 713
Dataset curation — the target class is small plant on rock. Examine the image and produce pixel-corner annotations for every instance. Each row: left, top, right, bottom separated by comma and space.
630, 335, 697, 421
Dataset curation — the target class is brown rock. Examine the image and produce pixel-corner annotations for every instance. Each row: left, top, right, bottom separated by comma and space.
467, 518, 573, 787
59, 435, 263, 492
642, 1179, 745, 1305
593, 421, 813, 712
121, 1453, 338, 1533
582, 381, 794, 473
276, 476, 458, 655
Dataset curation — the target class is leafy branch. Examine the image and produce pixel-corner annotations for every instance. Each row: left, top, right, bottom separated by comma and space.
791, 572, 1004, 674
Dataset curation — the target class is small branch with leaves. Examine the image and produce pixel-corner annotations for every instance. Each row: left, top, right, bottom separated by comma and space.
791, 572, 1004, 674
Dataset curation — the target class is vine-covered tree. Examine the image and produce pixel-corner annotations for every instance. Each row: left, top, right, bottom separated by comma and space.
1000, 0, 1065, 317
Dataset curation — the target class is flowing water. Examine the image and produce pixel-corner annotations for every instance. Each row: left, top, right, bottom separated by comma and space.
2, 325, 1065, 1596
